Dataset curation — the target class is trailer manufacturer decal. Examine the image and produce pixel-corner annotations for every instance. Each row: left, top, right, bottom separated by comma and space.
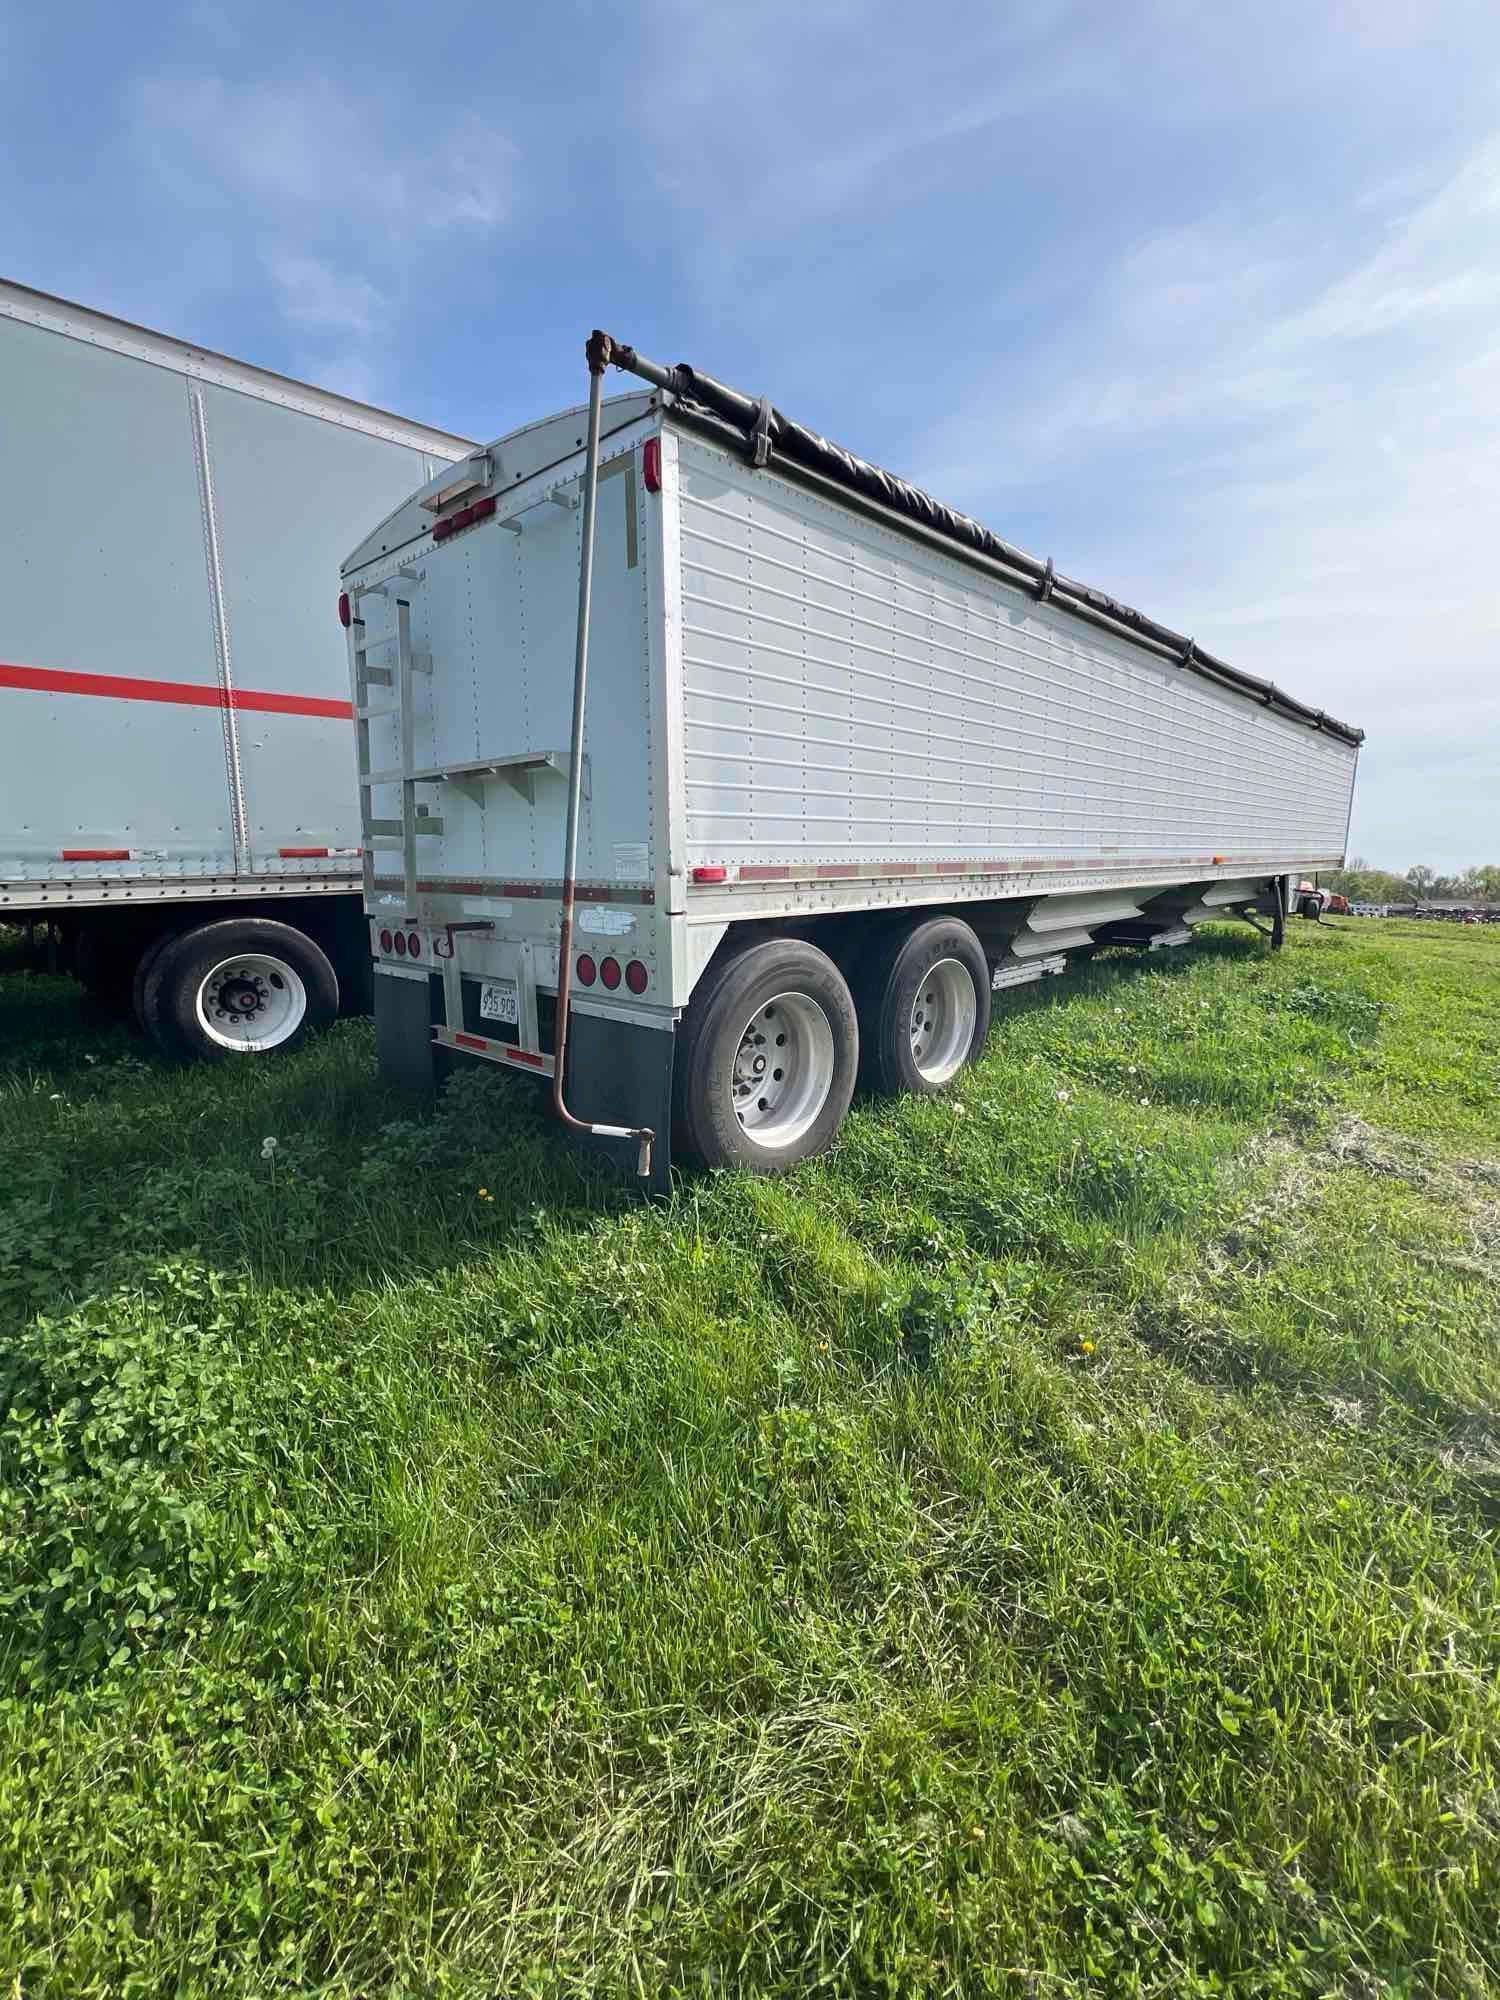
577, 905, 636, 937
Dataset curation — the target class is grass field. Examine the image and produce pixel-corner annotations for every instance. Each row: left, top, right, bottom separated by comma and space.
1, 919, 1497, 1998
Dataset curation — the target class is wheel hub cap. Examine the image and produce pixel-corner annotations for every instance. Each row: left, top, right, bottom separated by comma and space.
195, 953, 307, 1053
730, 991, 836, 1149
908, 957, 977, 1084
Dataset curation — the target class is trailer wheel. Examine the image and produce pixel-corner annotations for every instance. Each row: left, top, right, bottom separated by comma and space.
143, 919, 338, 1060
675, 940, 858, 1171
130, 927, 183, 1034
1298, 895, 1322, 920
859, 916, 991, 1095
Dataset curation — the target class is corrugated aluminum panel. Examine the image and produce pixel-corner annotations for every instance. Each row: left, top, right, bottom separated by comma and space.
675, 433, 1356, 873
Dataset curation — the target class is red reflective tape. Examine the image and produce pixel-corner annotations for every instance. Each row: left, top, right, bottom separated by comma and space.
504, 1047, 544, 1068
738, 864, 791, 881
815, 863, 861, 879
62, 848, 130, 861
278, 846, 330, 858
0, 662, 353, 720
454, 1032, 488, 1052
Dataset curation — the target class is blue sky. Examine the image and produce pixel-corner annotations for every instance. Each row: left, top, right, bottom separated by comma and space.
3, 0, 1496, 870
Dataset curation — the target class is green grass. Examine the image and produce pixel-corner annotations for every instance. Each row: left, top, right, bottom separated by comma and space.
1, 919, 1497, 1998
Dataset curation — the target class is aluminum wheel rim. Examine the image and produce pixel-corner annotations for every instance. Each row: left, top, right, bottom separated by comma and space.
909, 957, 976, 1084
731, 990, 835, 1149
195, 953, 307, 1052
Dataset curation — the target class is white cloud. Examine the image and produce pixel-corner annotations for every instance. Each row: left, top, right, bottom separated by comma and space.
637, 0, 1097, 236
905, 134, 1500, 868
267, 253, 383, 338
124, 71, 516, 410
133, 76, 517, 234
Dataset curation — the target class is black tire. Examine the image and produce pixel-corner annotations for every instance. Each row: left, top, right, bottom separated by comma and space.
857, 916, 991, 1096
130, 928, 183, 1035
1298, 896, 1321, 920
141, 918, 338, 1061
674, 939, 858, 1171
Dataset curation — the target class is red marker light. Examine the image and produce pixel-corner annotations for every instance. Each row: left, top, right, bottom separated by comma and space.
691, 865, 728, 884
576, 953, 597, 986
600, 956, 622, 990
407, 931, 422, 958
338, 592, 351, 628
625, 959, 648, 994
379, 928, 393, 954
393, 930, 408, 956
642, 436, 662, 494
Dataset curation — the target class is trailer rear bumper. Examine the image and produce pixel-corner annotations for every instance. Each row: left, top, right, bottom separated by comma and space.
373, 963, 675, 1193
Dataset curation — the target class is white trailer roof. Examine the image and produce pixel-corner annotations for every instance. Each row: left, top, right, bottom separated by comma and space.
0, 276, 477, 459
342, 390, 658, 571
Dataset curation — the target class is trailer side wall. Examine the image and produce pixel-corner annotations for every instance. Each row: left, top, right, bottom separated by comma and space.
673, 431, 1357, 889
0, 293, 469, 905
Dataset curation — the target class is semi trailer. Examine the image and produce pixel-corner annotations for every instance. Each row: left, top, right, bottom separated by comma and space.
0, 278, 474, 1055
344, 330, 1363, 1187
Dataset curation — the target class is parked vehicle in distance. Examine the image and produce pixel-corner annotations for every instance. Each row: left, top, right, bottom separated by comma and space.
0, 279, 474, 1056
343, 329, 1364, 1186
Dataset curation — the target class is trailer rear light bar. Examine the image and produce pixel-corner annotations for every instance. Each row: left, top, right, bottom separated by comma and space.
432, 494, 497, 543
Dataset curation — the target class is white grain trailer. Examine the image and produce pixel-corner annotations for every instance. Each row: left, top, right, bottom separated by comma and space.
344, 330, 1362, 1188
0, 279, 474, 1055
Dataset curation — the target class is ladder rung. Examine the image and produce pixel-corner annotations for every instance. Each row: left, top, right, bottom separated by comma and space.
357, 706, 397, 721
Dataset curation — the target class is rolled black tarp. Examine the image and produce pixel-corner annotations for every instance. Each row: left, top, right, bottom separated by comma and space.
598, 334, 1363, 749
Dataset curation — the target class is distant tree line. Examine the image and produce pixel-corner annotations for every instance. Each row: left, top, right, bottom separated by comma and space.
1322, 860, 1500, 905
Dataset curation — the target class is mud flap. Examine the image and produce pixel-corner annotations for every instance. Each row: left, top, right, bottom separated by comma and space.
562, 1009, 676, 1196
374, 966, 443, 1096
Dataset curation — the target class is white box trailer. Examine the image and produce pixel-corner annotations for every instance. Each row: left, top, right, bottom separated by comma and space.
0, 278, 474, 1054
344, 330, 1361, 1187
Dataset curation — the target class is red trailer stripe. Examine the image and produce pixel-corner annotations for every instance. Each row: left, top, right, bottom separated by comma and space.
62, 848, 131, 861
0, 661, 353, 720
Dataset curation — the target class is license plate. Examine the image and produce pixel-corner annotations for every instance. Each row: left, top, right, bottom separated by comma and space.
478, 978, 519, 1026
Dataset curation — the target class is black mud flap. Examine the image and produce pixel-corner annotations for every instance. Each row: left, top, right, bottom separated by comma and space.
374, 967, 444, 1096
561, 1008, 676, 1197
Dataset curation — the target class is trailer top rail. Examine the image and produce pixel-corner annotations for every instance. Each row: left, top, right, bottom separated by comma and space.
591, 330, 1364, 749
0, 276, 475, 459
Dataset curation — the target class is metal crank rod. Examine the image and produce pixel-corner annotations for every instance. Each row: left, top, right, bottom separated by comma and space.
551, 331, 655, 1177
